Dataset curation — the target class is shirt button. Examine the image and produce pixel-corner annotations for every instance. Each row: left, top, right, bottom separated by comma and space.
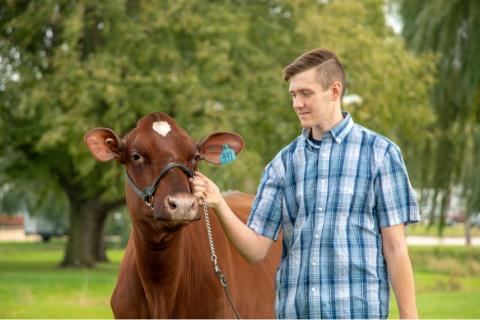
321, 179, 326, 184
318, 207, 323, 212
312, 287, 316, 292
315, 234, 319, 239
322, 152, 328, 157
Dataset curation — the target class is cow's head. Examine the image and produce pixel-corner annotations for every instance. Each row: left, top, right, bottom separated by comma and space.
84, 112, 244, 232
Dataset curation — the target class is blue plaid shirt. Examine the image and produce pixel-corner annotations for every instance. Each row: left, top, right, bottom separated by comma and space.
247, 113, 420, 319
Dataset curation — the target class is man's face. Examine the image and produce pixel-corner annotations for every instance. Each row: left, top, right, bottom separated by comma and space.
288, 68, 336, 129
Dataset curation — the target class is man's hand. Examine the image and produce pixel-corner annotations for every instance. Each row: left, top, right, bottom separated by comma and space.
189, 171, 223, 210
189, 170, 273, 264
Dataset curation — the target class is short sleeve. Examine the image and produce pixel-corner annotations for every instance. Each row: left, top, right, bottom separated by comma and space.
374, 145, 420, 228
247, 162, 284, 240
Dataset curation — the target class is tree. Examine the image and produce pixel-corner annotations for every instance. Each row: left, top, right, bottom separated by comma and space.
1, 0, 433, 267
395, 0, 480, 239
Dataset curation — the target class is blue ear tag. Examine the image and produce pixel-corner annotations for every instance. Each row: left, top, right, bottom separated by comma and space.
220, 144, 236, 165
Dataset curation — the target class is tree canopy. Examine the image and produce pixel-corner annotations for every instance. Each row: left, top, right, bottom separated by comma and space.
1, 0, 434, 266
395, 0, 480, 236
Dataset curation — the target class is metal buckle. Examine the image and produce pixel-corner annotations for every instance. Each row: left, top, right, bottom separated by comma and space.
145, 195, 154, 210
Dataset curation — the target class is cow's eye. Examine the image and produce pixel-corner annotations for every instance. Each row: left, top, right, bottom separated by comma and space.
131, 152, 142, 162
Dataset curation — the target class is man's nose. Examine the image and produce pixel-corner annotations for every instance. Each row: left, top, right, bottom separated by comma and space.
293, 96, 304, 109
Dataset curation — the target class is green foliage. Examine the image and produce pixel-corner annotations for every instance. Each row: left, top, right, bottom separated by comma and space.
462, 124, 480, 216
1, 1, 432, 232
398, 0, 480, 115
395, 0, 480, 232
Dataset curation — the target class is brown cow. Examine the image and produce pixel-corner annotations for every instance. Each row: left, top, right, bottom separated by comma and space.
84, 112, 281, 318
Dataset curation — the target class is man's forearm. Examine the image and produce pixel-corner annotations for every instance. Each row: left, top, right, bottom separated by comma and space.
214, 198, 272, 264
385, 244, 418, 318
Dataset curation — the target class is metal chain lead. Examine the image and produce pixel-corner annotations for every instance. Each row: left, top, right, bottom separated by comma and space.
202, 201, 241, 319
202, 201, 222, 280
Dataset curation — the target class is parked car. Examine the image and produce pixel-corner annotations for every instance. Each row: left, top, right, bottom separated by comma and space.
24, 212, 67, 242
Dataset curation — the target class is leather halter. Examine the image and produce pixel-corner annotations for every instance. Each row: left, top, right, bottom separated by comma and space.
125, 162, 195, 210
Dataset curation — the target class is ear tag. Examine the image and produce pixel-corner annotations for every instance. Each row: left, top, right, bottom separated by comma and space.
220, 144, 236, 165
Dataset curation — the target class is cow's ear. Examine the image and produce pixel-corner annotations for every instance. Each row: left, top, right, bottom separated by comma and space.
84, 128, 124, 162
198, 132, 245, 165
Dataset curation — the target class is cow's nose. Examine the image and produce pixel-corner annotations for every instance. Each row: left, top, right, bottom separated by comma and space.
165, 194, 199, 220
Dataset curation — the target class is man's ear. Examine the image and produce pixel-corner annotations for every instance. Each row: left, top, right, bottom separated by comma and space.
331, 81, 342, 101
84, 128, 124, 162
198, 132, 245, 165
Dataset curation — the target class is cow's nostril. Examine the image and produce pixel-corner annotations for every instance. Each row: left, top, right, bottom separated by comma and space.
167, 196, 177, 210
165, 194, 198, 219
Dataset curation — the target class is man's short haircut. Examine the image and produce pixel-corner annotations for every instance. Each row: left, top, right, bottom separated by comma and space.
283, 48, 346, 98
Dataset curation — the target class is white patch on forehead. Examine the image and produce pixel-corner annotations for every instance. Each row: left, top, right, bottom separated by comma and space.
152, 121, 171, 137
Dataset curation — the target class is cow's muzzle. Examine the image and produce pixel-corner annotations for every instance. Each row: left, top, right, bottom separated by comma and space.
160, 193, 200, 221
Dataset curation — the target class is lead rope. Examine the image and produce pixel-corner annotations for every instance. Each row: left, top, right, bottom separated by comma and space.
202, 201, 241, 319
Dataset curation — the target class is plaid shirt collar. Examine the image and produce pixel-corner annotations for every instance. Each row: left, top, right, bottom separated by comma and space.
301, 112, 353, 148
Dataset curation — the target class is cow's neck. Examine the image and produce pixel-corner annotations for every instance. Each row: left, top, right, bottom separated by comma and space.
132, 223, 205, 317
132, 224, 185, 281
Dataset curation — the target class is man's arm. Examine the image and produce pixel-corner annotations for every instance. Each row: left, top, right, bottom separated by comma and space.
382, 224, 418, 319
190, 172, 273, 264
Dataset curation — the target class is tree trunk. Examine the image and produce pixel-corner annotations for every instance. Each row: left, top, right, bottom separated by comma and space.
428, 188, 440, 228
465, 214, 472, 246
61, 198, 124, 268
438, 186, 452, 237
61, 200, 99, 268
92, 209, 110, 262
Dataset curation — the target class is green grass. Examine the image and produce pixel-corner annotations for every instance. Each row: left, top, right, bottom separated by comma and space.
0, 240, 123, 318
406, 223, 480, 237
0, 241, 479, 318
389, 246, 480, 318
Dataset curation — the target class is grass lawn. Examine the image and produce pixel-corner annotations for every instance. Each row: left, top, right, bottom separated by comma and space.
406, 223, 480, 237
0, 241, 479, 318
390, 246, 480, 318
0, 240, 123, 318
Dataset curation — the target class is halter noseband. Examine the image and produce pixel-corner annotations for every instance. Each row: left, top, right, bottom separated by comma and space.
125, 162, 195, 210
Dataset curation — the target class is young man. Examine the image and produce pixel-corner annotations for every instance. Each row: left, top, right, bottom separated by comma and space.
190, 48, 419, 319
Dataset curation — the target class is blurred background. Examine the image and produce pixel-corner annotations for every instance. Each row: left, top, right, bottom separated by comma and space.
0, 0, 479, 318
